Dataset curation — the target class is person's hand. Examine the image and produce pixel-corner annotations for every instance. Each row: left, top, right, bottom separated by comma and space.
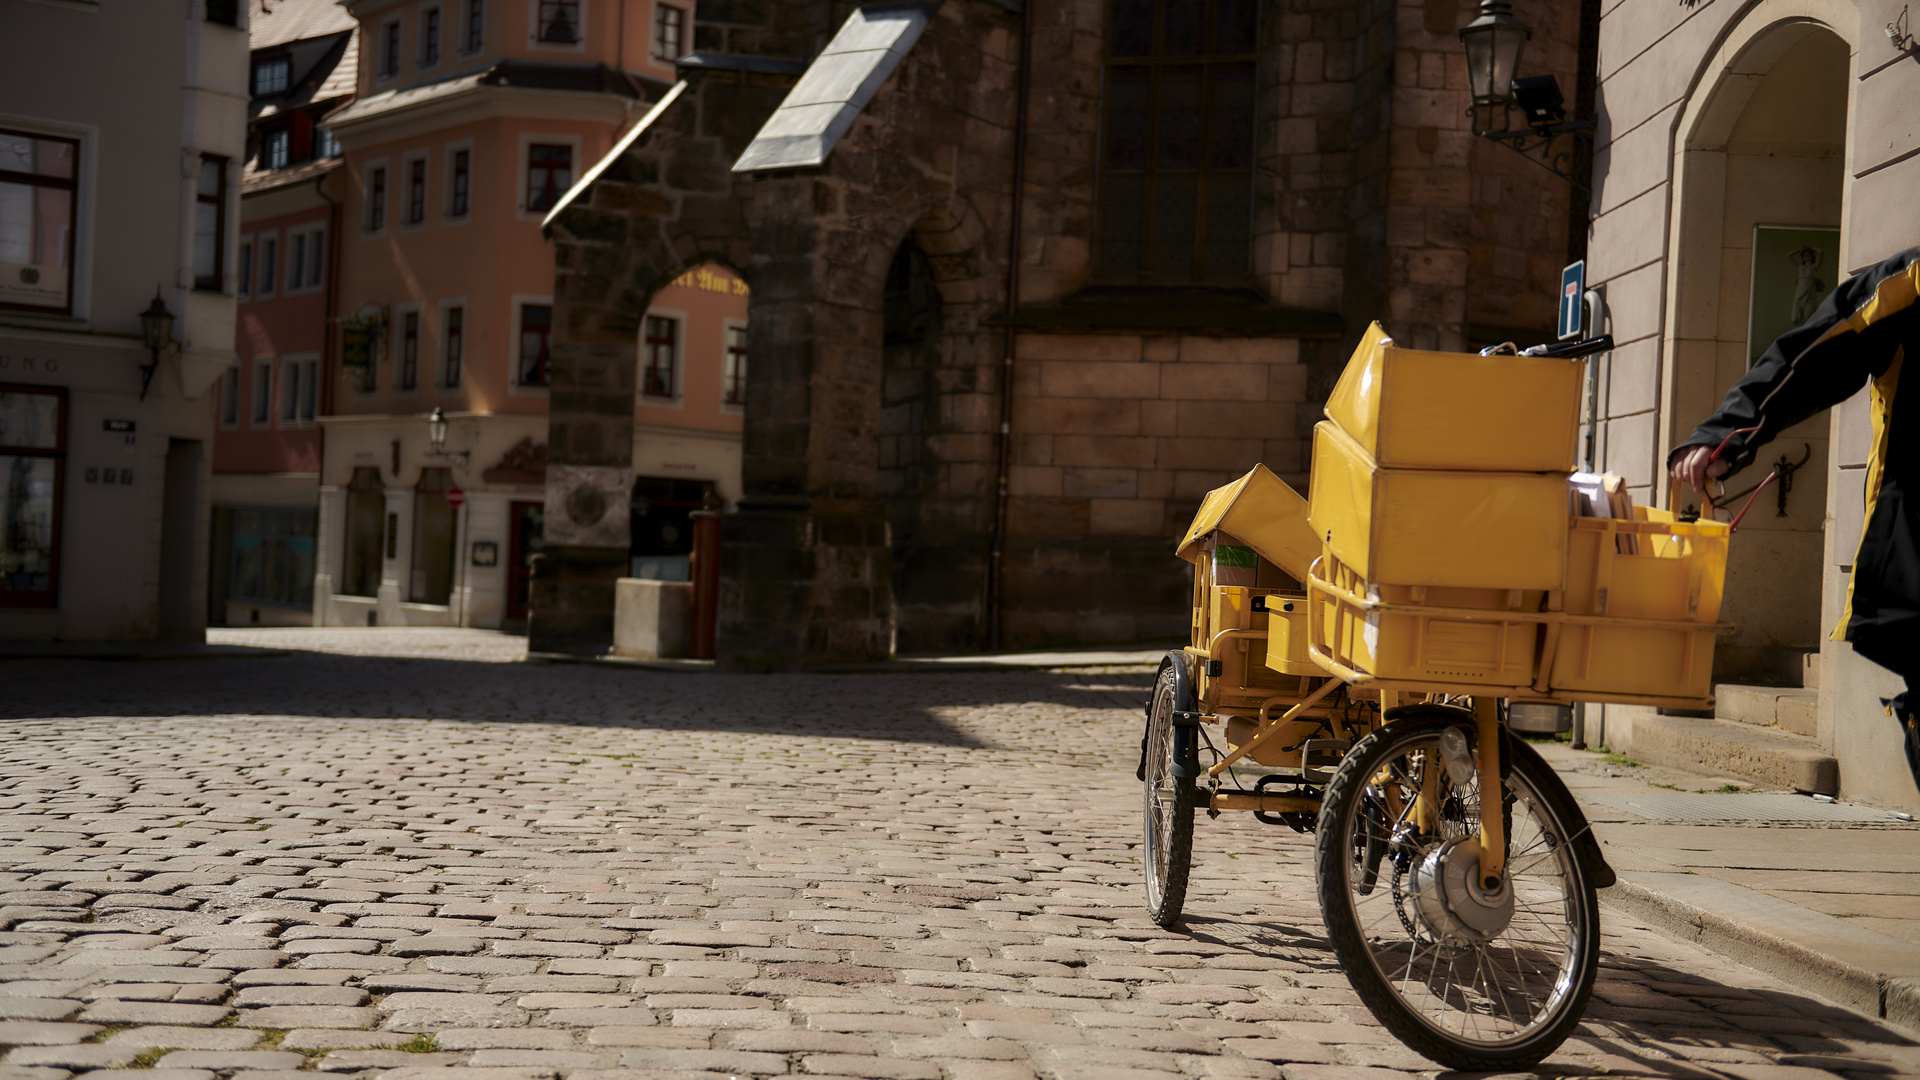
1670, 444, 1730, 495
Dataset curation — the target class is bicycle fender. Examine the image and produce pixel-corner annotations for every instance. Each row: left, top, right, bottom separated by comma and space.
1503, 734, 1618, 890
1140, 651, 1202, 782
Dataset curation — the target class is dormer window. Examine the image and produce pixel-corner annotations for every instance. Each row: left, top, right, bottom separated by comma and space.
262, 129, 289, 170
253, 57, 290, 96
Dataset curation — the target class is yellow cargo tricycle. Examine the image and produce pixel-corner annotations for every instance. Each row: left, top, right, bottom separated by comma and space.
1141, 326, 1733, 1071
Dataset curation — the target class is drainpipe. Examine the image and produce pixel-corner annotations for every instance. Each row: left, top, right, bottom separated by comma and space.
316, 167, 341, 420
985, 0, 1034, 653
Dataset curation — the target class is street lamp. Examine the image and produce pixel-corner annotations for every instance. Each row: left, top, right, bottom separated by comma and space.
1457, 1, 1594, 190
427, 406, 469, 467
1458, 0, 1530, 111
136, 290, 174, 401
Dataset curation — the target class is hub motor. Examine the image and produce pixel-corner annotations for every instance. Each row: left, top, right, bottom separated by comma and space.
1408, 837, 1514, 946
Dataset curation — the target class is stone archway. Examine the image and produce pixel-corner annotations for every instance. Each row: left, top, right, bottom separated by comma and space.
1663, 19, 1851, 685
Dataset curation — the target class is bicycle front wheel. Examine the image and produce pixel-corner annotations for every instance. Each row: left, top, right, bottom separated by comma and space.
1314, 716, 1599, 1070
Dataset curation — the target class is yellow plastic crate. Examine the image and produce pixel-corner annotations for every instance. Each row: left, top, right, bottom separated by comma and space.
1177, 464, 1321, 585
1262, 593, 1321, 675
1202, 585, 1318, 689
1549, 510, 1729, 701
1307, 552, 1545, 689
1325, 322, 1586, 472
1307, 421, 1569, 591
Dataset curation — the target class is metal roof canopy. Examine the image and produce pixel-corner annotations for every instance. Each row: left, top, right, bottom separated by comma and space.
730, 2, 941, 173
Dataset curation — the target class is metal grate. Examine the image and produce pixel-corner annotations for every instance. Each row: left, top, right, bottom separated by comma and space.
1582, 791, 1908, 823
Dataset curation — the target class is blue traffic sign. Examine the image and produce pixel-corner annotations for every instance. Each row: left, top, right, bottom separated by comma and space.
1559, 260, 1586, 340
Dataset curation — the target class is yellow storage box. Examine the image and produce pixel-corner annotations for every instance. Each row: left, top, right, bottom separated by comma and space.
1177, 464, 1321, 585
1307, 421, 1570, 591
1262, 593, 1319, 675
1549, 510, 1729, 703
1325, 321, 1586, 472
1307, 553, 1546, 689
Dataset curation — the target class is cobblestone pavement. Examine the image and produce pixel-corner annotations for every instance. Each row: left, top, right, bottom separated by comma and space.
1, 631, 1915, 1080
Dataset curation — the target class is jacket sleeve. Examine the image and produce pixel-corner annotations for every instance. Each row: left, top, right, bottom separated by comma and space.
1671, 247, 1920, 476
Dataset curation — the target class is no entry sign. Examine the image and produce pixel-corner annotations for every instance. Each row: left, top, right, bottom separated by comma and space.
446, 486, 466, 508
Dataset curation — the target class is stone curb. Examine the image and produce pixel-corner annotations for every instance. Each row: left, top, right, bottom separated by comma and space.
1600, 875, 1920, 1038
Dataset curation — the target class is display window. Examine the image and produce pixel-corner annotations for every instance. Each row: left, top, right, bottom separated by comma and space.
0, 385, 64, 606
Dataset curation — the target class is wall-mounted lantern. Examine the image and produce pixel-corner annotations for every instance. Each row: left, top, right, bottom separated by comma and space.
1458, 1, 1595, 190
427, 406, 469, 468
136, 290, 176, 401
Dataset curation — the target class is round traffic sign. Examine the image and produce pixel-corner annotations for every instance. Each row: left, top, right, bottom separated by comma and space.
446, 486, 466, 508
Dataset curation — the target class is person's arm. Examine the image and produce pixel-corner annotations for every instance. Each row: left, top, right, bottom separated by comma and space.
1669, 247, 1920, 484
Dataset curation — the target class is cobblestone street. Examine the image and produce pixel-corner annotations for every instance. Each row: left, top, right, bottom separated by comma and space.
0, 631, 1914, 1080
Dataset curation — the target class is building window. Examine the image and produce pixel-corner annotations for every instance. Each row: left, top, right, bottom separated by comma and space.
0, 130, 78, 315
262, 129, 289, 170
343, 466, 384, 597
380, 19, 401, 76
723, 323, 747, 406
253, 57, 291, 96
518, 303, 550, 386
258, 234, 277, 296
449, 149, 470, 217
206, 0, 239, 26
0, 387, 65, 607
288, 232, 306, 291
398, 311, 419, 390
1097, 0, 1258, 283
463, 0, 485, 50
286, 224, 323, 290
444, 305, 464, 387
536, 0, 579, 43
221, 366, 240, 427
252, 359, 273, 425
237, 239, 252, 300
412, 467, 458, 605
230, 508, 315, 609
367, 166, 387, 231
525, 144, 570, 213
420, 6, 441, 66
642, 315, 677, 400
405, 158, 427, 225
299, 358, 317, 421
653, 4, 686, 59
280, 358, 302, 422
317, 128, 341, 158
193, 156, 228, 291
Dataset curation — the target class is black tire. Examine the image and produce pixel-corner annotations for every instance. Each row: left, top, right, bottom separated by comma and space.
1314, 716, 1600, 1071
1142, 660, 1195, 927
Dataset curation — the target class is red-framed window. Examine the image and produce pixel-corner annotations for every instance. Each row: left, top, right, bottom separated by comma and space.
399, 311, 419, 389
722, 324, 747, 406
642, 315, 677, 399
653, 4, 686, 60
450, 149, 470, 216
0, 385, 66, 607
526, 144, 571, 212
444, 305, 464, 387
519, 304, 551, 386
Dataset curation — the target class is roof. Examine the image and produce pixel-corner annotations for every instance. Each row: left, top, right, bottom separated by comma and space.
312, 31, 357, 103
248, 0, 356, 50
542, 79, 690, 231
731, 2, 940, 173
242, 155, 342, 195
327, 60, 657, 128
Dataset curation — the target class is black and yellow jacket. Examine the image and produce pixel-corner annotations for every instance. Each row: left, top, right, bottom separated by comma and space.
1672, 246, 1920, 674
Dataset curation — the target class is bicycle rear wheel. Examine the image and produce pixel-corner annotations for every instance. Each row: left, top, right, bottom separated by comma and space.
1142, 661, 1194, 927
1314, 716, 1599, 1070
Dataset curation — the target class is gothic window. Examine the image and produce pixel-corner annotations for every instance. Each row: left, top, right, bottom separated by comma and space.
1096, 0, 1258, 283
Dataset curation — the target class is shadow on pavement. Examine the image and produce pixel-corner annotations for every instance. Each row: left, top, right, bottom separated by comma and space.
0, 649, 1156, 749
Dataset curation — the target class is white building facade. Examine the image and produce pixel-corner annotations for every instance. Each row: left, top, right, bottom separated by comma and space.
0, 0, 248, 641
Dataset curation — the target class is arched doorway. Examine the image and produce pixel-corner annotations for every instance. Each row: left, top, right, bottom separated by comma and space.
1666, 24, 1850, 685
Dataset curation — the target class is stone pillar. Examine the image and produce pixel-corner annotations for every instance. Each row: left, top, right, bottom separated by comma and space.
528, 336, 636, 655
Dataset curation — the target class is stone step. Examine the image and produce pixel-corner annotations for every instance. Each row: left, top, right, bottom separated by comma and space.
1714, 683, 1819, 737
1629, 712, 1837, 795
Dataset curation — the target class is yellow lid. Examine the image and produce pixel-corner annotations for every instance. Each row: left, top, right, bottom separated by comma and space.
1175, 464, 1320, 583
